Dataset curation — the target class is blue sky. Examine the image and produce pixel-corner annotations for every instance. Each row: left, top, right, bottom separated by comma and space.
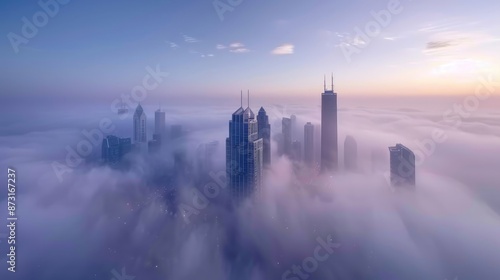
1, 0, 499, 104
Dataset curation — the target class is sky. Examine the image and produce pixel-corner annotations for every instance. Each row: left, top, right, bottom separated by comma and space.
1, 0, 500, 106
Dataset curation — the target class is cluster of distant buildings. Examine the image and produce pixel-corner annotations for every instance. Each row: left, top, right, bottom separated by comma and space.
224, 76, 416, 199
102, 76, 416, 199
101, 104, 184, 165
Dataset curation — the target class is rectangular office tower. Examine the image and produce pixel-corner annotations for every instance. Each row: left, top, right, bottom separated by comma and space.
257, 107, 271, 167
102, 135, 132, 165
304, 122, 314, 165
282, 117, 292, 157
321, 76, 338, 172
154, 108, 166, 139
389, 144, 416, 187
226, 104, 263, 200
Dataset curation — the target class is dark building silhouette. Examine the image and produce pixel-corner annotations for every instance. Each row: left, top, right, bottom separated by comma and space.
155, 107, 166, 140
148, 133, 161, 154
290, 114, 298, 140
257, 107, 271, 167
282, 117, 292, 157
344, 135, 358, 171
304, 122, 314, 165
321, 75, 338, 172
102, 135, 131, 164
226, 93, 263, 200
389, 143, 416, 187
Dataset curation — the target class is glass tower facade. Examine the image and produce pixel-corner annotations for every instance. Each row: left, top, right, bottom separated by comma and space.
226, 106, 263, 200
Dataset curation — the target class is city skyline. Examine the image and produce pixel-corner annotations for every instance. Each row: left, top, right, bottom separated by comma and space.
2, 1, 500, 279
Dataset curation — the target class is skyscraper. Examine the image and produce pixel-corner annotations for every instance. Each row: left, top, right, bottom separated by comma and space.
102, 135, 131, 165
133, 104, 147, 143
389, 143, 416, 187
154, 107, 166, 139
282, 117, 292, 157
226, 93, 263, 200
321, 75, 338, 172
257, 107, 271, 167
304, 122, 314, 165
344, 135, 358, 171
290, 114, 297, 140
148, 133, 161, 154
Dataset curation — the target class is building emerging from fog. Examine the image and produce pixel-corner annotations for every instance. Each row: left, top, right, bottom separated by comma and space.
226, 93, 264, 200
154, 107, 166, 140
133, 104, 147, 143
257, 107, 271, 167
344, 135, 358, 171
102, 135, 132, 165
304, 122, 314, 165
321, 75, 338, 172
389, 143, 416, 187
282, 117, 292, 157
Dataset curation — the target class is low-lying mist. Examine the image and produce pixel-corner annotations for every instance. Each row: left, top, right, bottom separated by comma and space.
0, 102, 499, 280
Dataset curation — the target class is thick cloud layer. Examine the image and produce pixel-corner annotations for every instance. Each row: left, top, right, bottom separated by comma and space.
0, 101, 499, 280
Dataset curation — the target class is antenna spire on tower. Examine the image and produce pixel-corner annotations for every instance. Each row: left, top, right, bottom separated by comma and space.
331, 73, 334, 92
240, 90, 243, 108
247, 90, 250, 108
324, 75, 326, 92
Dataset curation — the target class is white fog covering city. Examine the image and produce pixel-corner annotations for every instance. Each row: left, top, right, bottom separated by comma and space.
0, 97, 499, 280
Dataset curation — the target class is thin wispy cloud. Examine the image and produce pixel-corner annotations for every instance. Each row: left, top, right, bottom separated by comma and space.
418, 19, 481, 34
426, 40, 457, 50
183, 35, 200, 43
229, 42, 244, 48
189, 50, 213, 58
166, 41, 179, 49
226, 42, 250, 53
216, 44, 226, 50
230, 48, 250, 53
423, 31, 498, 56
271, 44, 294, 55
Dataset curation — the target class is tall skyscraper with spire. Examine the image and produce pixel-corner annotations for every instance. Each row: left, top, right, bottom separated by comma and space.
133, 104, 147, 143
257, 107, 271, 167
321, 75, 338, 172
226, 91, 263, 200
